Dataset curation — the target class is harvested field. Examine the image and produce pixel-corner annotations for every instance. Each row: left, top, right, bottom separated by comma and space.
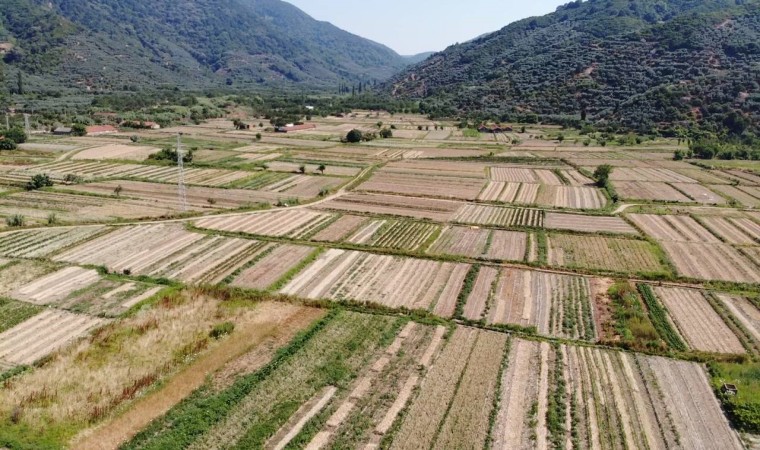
536, 185, 607, 209
358, 171, 485, 200
672, 183, 727, 204
195, 210, 335, 238
660, 241, 760, 283
316, 193, 461, 222
653, 287, 744, 354
72, 144, 160, 161
454, 204, 544, 228
628, 214, 720, 243
264, 161, 362, 177
0, 226, 108, 258
12, 266, 100, 305
609, 167, 697, 183
548, 234, 666, 274
64, 180, 285, 210
486, 229, 529, 261
346, 220, 439, 250
428, 226, 489, 257
478, 181, 521, 203
545, 212, 637, 234
54, 224, 205, 273
700, 216, 760, 244
485, 269, 596, 340
614, 181, 692, 202
144, 236, 267, 284
725, 169, 760, 185
491, 339, 742, 450
0, 309, 107, 366
231, 244, 314, 290
514, 183, 540, 204
428, 226, 527, 261
717, 294, 760, 344
51, 281, 163, 317
310, 215, 367, 242
0, 260, 60, 297
708, 185, 760, 208
490, 167, 562, 183
258, 174, 344, 197
462, 266, 499, 320
383, 160, 487, 178
18, 161, 251, 187
280, 250, 469, 315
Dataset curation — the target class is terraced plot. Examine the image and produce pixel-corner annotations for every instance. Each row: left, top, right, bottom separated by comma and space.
672, 183, 727, 204
717, 294, 760, 344
536, 185, 608, 209
653, 287, 744, 354
0, 226, 108, 258
660, 241, 760, 283
545, 212, 637, 234
628, 214, 720, 243
428, 226, 527, 261
614, 181, 692, 202
346, 219, 439, 251
54, 224, 205, 273
231, 244, 315, 290
454, 204, 544, 228
481, 268, 596, 340
609, 167, 697, 183
548, 234, 666, 274
280, 250, 469, 315
708, 185, 760, 208
310, 215, 367, 242
700, 216, 760, 244
358, 171, 486, 200
195, 210, 335, 239
11, 266, 100, 305
316, 193, 461, 222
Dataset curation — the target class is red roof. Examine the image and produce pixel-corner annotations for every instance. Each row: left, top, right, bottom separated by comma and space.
86, 125, 118, 134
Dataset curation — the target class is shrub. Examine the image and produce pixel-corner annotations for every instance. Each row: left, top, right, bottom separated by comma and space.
379, 128, 393, 138
26, 173, 54, 191
209, 322, 235, 339
345, 129, 363, 143
0, 139, 17, 150
4, 127, 27, 144
6, 214, 25, 227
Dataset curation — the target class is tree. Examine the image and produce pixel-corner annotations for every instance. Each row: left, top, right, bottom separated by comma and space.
16, 72, 23, 95
255, 133, 262, 141
379, 128, 393, 139
299, 165, 306, 174
593, 165, 613, 187
4, 127, 27, 144
71, 124, 87, 136
114, 185, 123, 197
26, 173, 54, 191
673, 150, 684, 161
317, 164, 326, 175
0, 61, 6, 104
345, 129, 363, 143
0, 139, 16, 150
557, 134, 565, 142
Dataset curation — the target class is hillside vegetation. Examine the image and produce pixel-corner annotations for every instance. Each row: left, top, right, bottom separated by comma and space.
387, 0, 760, 137
0, 0, 408, 91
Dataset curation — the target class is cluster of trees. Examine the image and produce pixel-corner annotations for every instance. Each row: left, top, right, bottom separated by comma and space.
148, 147, 194, 164
684, 138, 760, 161
0, 127, 27, 150
343, 128, 393, 143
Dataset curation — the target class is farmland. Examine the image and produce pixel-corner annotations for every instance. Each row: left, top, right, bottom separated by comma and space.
0, 116, 758, 448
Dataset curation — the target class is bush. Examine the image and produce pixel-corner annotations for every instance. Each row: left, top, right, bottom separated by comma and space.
148, 147, 193, 163
379, 128, 393, 138
0, 139, 17, 150
71, 124, 87, 136
26, 173, 54, 191
209, 322, 235, 339
593, 164, 613, 187
6, 214, 25, 227
345, 129, 363, 143
3, 127, 27, 144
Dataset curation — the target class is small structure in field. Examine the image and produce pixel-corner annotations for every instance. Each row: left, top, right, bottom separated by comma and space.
722, 383, 738, 396
121, 120, 161, 130
53, 127, 72, 135
276, 123, 316, 133
85, 125, 118, 136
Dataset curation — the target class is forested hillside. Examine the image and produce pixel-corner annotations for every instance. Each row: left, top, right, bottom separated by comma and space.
388, 0, 760, 137
0, 0, 408, 91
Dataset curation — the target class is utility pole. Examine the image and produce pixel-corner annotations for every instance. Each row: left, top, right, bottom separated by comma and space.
176, 133, 188, 212
23, 113, 30, 135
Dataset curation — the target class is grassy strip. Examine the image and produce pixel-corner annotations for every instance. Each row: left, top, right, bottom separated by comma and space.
637, 284, 687, 351
0, 365, 29, 384
546, 344, 567, 448
454, 265, 481, 320
0, 298, 43, 333
267, 247, 325, 292
484, 338, 512, 449
536, 231, 548, 265
552, 168, 571, 186
603, 282, 665, 353
122, 308, 341, 450
709, 362, 760, 433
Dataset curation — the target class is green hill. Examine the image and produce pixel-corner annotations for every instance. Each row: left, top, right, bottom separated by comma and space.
387, 0, 760, 136
0, 0, 408, 91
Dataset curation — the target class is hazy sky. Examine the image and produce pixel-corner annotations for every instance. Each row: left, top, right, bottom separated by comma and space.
284, 0, 570, 55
